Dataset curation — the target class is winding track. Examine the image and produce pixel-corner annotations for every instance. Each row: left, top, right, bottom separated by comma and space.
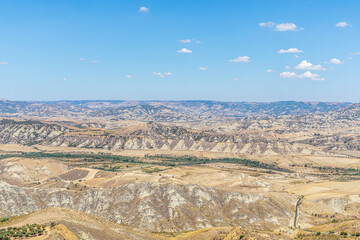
293, 196, 317, 233
293, 196, 303, 228
293, 196, 341, 236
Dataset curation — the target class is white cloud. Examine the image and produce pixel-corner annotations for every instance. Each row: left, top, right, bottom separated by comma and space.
229, 56, 250, 63
153, 72, 172, 78
294, 60, 326, 71
301, 71, 324, 81
350, 52, 360, 55
179, 39, 191, 43
91, 60, 99, 63
329, 58, 344, 64
139, 6, 149, 12
294, 54, 300, 59
335, 22, 351, 27
0, 62, 8, 65
260, 22, 303, 31
259, 22, 275, 28
276, 23, 301, 31
285, 66, 291, 70
63, 77, 67, 81
277, 48, 303, 54
199, 66, 209, 71
125, 75, 133, 79
280, 71, 297, 78
266, 69, 274, 73
280, 71, 325, 81
233, 78, 239, 81
177, 48, 192, 53
80, 58, 86, 61
281, 71, 324, 81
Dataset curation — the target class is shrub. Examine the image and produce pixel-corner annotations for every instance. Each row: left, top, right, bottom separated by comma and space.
0, 218, 9, 223
0, 234, 10, 240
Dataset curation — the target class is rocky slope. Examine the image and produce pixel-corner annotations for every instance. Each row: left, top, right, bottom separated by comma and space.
0, 207, 294, 240
2, 180, 359, 234
0, 120, 321, 155
0, 181, 295, 232
0, 119, 69, 145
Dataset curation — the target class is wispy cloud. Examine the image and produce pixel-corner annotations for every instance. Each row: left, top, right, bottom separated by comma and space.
199, 66, 209, 71
0, 62, 8, 65
335, 21, 352, 28
177, 48, 192, 53
350, 52, 360, 55
179, 39, 191, 43
125, 75, 133, 79
139, 6, 149, 12
153, 72, 164, 78
153, 72, 173, 78
79, 58, 98, 63
280, 71, 325, 81
63, 77, 67, 81
277, 48, 303, 54
294, 60, 326, 71
229, 56, 250, 63
266, 69, 274, 73
259, 22, 275, 28
329, 58, 344, 64
179, 39, 202, 44
260, 22, 303, 31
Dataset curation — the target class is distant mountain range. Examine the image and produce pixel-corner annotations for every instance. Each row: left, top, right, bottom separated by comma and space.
1, 99, 360, 155
0, 99, 356, 121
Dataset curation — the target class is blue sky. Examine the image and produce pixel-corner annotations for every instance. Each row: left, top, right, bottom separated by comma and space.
0, 0, 359, 102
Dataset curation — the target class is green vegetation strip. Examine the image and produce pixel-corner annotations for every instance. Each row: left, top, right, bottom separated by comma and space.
0, 152, 291, 172
146, 155, 291, 172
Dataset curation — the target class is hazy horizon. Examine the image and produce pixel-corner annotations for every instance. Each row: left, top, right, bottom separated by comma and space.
1, 98, 356, 104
